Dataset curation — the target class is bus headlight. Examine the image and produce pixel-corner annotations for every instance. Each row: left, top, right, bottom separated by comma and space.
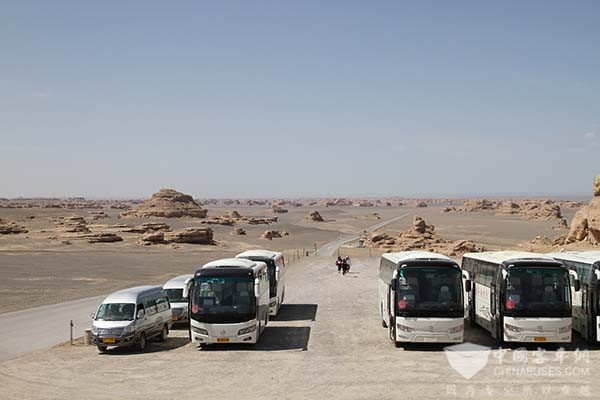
448, 325, 463, 334
192, 327, 208, 336
123, 324, 135, 334
238, 324, 257, 335
558, 325, 571, 333
396, 323, 414, 333
505, 323, 524, 332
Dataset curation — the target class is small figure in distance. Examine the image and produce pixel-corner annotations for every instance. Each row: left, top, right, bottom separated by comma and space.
342, 256, 351, 275
336, 256, 343, 274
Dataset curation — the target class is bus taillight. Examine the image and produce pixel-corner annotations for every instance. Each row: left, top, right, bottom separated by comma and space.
397, 299, 408, 310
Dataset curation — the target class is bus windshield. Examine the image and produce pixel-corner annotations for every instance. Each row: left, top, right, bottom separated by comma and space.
504, 267, 571, 317
95, 303, 135, 321
396, 267, 463, 317
165, 289, 186, 303
190, 276, 256, 323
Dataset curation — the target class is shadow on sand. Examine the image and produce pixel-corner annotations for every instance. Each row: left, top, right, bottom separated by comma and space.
272, 304, 318, 322
198, 326, 311, 352
98, 336, 190, 355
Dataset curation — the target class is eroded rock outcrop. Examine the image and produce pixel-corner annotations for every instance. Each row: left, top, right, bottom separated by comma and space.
567, 174, 600, 245
0, 220, 28, 234
121, 189, 207, 218
261, 230, 282, 240
165, 228, 214, 244
305, 211, 324, 222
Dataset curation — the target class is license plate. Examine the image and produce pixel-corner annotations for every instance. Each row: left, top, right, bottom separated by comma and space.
102, 338, 117, 344
217, 338, 229, 343
534, 337, 547, 342
423, 337, 438, 342
172, 316, 179, 321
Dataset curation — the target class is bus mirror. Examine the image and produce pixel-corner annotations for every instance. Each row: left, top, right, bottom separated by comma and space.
275, 266, 280, 282
465, 280, 472, 293
182, 277, 192, 299
501, 270, 508, 280
595, 270, 600, 281
391, 280, 398, 291
574, 279, 581, 292
254, 278, 261, 299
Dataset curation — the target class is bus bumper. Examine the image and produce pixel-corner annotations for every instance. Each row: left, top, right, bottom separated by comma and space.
503, 317, 572, 343
191, 320, 259, 345
394, 317, 464, 343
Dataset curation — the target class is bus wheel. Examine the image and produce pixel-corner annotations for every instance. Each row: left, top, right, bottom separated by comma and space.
389, 322, 399, 347
137, 333, 147, 351
97, 345, 107, 353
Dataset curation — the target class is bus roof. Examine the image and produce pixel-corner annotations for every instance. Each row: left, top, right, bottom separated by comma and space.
235, 249, 283, 260
463, 251, 556, 265
163, 274, 194, 289
547, 251, 600, 265
381, 251, 452, 265
102, 286, 163, 304
201, 258, 264, 270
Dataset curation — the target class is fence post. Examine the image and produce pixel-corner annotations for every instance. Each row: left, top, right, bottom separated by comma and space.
70, 320, 74, 345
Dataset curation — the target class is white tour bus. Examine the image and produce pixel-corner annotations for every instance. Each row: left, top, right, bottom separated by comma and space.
549, 251, 598, 342
236, 250, 286, 316
379, 251, 470, 346
163, 274, 194, 324
183, 258, 270, 347
462, 251, 578, 343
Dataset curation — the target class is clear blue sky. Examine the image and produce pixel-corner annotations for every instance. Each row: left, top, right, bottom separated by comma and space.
1, 1, 599, 198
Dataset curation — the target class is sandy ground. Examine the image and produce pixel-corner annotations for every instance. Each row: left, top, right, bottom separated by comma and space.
0, 206, 402, 314
1, 255, 598, 400
0, 205, 577, 314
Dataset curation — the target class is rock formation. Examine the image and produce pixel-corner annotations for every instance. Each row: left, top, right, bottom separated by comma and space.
0, 220, 28, 234
121, 222, 171, 234
121, 189, 208, 218
272, 205, 288, 214
165, 227, 214, 244
567, 174, 600, 245
231, 227, 247, 235
85, 233, 123, 243
362, 215, 484, 256
305, 211, 324, 222
261, 230, 282, 240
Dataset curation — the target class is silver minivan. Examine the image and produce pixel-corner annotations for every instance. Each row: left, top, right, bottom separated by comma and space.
163, 274, 193, 325
91, 286, 172, 352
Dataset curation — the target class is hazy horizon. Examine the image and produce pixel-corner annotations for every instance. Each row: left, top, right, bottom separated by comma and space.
2, 1, 599, 198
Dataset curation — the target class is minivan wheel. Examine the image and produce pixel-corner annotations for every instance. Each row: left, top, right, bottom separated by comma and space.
97, 345, 107, 353
158, 325, 168, 342
137, 333, 147, 351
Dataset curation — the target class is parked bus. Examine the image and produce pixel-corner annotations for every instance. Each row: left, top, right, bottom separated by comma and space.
183, 258, 270, 347
379, 251, 470, 346
549, 251, 599, 342
236, 250, 286, 316
462, 251, 578, 343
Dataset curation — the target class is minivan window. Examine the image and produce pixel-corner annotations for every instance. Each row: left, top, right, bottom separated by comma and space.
144, 300, 157, 316
165, 289, 186, 303
155, 297, 170, 312
96, 303, 135, 321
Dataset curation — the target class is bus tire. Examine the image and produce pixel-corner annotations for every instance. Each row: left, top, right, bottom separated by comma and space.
381, 304, 388, 328
97, 345, 107, 353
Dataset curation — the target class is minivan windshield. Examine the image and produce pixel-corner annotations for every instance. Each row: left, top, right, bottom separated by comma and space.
95, 303, 135, 321
165, 288, 186, 303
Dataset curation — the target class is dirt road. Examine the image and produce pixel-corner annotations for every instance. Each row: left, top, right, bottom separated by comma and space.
1, 255, 598, 399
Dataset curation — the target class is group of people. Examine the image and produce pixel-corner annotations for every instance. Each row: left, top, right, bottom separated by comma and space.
335, 256, 351, 275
